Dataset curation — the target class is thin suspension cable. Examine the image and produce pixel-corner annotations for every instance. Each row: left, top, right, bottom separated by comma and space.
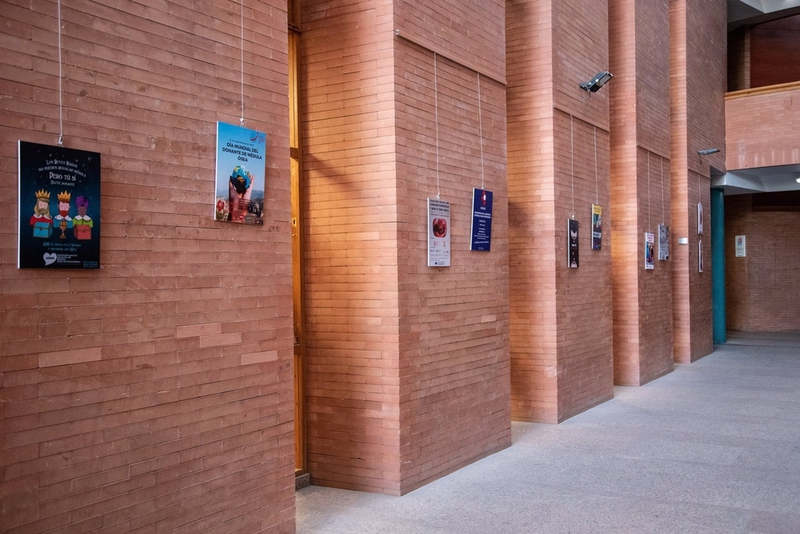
57, 0, 63, 146
593, 126, 598, 204
570, 115, 574, 219
240, 0, 245, 126
660, 156, 665, 224
434, 53, 440, 199
647, 152, 650, 229
477, 72, 485, 189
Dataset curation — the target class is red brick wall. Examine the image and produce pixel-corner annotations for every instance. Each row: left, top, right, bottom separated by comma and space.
507, 0, 613, 423
1, 2, 295, 533
300, 0, 401, 494
750, 14, 800, 88
669, 0, 725, 363
726, 84, 800, 171
609, 0, 673, 386
395, 43, 511, 494
395, 0, 506, 83
725, 195, 800, 332
507, 0, 558, 423
301, 0, 510, 495
727, 27, 750, 92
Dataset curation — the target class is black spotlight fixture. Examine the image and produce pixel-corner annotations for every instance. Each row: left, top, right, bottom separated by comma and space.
579, 70, 613, 93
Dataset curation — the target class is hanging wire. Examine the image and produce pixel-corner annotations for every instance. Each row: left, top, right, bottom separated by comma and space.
434, 52, 440, 199
57, 0, 64, 146
660, 156, 665, 224
240, 0, 245, 126
477, 72, 485, 190
570, 114, 575, 219
646, 151, 650, 229
593, 126, 598, 204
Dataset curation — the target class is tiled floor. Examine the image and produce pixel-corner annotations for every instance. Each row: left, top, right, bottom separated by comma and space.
297, 336, 800, 533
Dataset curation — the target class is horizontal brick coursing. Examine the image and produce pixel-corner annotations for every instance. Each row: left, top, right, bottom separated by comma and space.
0, 1, 295, 532
725, 195, 800, 332
507, 0, 613, 424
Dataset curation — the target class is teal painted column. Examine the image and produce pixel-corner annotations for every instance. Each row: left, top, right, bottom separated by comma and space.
711, 188, 726, 344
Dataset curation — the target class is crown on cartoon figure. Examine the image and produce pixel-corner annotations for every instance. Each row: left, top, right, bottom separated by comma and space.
57, 191, 71, 203
35, 189, 51, 201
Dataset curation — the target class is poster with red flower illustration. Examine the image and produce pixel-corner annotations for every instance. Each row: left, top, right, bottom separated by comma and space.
428, 198, 450, 267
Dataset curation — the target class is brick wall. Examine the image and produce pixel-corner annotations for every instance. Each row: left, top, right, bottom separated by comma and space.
301, 0, 509, 495
1, 1, 295, 533
301, 0, 401, 494
609, 0, 673, 386
507, 0, 613, 423
725, 84, 800, 171
395, 43, 511, 494
669, 0, 725, 363
394, 0, 505, 83
725, 195, 800, 332
750, 14, 800, 88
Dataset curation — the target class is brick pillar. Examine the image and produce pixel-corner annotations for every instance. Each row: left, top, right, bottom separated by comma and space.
609, 0, 674, 386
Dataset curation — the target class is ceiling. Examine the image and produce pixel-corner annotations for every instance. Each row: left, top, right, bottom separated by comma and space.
720, 1, 800, 194
712, 164, 800, 195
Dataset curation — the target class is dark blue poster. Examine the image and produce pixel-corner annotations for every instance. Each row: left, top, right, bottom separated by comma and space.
470, 188, 493, 251
18, 141, 101, 269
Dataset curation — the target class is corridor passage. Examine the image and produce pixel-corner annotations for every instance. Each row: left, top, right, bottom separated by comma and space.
297, 337, 800, 533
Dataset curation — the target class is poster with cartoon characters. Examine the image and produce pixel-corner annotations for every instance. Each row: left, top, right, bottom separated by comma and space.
215, 121, 266, 224
428, 198, 450, 267
18, 141, 101, 269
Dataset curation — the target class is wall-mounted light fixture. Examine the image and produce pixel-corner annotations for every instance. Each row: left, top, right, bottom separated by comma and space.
697, 148, 720, 156
579, 71, 613, 93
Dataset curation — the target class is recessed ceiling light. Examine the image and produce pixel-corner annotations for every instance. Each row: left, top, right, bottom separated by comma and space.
796, 177, 800, 183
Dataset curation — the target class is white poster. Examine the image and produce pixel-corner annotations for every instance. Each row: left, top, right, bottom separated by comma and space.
697, 203, 704, 235
735, 235, 746, 257
698, 240, 704, 272
428, 198, 450, 267
644, 232, 655, 270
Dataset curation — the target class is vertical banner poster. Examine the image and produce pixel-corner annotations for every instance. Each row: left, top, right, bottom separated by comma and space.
697, 203, 704, 234
591, 204, 602, 251
698, 240, 704, 272
215, 121, 266, 224
568, 219, 579, 268
470, 188, 493, 251
18, 141, 101, 269
644, 232, 655, 270
658, 224, 670, 260
735, 235, 746, 257
428, 198, 450, 267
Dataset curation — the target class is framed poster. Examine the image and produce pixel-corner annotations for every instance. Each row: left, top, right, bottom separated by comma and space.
215, 121, 266, 224
735, 235, 746, 257
644, 232, 655, 270
428, 198, 450, 267
18, 141, 101, 269
697, 203, 704, 235
591, 204, 602, 251
568, 219, 579, 268
698, 240, 704, 272
658, 224, 670, 261
469, 188, 493, 251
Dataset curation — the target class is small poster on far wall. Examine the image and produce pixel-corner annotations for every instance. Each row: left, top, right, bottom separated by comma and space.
591, 204, 602, 251
644, 232, 655, 270
697, 202, 704, 235
18, 141, 101, 269
735, 235, 746, 257
699, 240, 704, 272
215, 121, 266, 224
428, 198, 451, 267
469, 188, 493, 251
658, 224, 670, 261
568, 219, 579, 268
